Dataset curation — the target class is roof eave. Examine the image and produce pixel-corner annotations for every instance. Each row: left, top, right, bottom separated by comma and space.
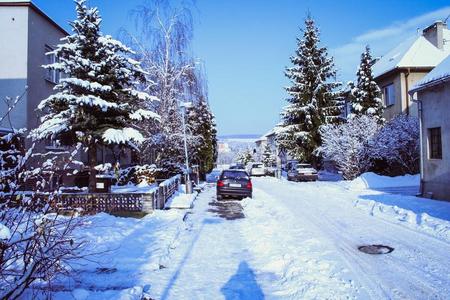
409, 75, 450, 94
374, 66, 434, 82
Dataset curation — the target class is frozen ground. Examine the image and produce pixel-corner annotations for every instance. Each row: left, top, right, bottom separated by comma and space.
48, 175, 450, 299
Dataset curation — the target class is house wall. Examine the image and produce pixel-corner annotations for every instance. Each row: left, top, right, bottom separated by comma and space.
377, 71, 428, 121
27, 7, 66, 130
419, 83, 450, 201
406, 72, 428, 118
377, 73, 403, 121
0, 6, 29, 130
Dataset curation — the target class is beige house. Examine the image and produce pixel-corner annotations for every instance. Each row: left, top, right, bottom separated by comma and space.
409, 55, 450, 201
372, 21, 450, 121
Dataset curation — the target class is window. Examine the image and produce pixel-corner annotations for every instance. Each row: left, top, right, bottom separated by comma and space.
383, 83, 395, 107
428, 127, 442, 159
44, 45, 60, 84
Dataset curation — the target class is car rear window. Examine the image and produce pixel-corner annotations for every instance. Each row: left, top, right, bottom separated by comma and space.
221, 171, 249, 179
297, 164, 313, 169
253, 163, 263, 168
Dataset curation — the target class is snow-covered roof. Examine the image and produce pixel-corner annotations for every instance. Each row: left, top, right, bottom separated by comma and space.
410, 54, 450, 92
256, 127, 277, 142
372, 28, 450, 79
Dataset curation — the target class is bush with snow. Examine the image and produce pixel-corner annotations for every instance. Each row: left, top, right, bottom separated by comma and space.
118, 164, 161, 185
318, 116, 380, 180
368, 114, 419, 175
0, 139, 84, 299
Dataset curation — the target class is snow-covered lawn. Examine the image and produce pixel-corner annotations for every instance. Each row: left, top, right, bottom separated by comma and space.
48, 175, 450, 299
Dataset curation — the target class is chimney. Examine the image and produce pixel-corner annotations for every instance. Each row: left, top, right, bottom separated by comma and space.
423, 21, 446, 49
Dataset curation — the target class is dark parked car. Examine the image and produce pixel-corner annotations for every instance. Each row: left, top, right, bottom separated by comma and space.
217, 170, 252, 200
287, 163, 318, 182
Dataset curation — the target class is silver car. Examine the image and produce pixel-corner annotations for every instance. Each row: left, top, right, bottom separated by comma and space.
287, 164, 318, 182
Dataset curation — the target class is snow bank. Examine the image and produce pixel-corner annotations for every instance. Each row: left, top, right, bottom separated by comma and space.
111, 183, 158, 194
353, 196, 450, 242
164, 184, 198, 209
51, 209, 188, 299
347, 172, 419, 190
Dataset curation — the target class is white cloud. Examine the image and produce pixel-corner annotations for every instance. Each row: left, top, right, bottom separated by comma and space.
331, 6, 450, 81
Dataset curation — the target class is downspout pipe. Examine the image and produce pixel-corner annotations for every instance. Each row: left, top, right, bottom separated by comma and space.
410, 91, 424, 196
405, 68, 410, 116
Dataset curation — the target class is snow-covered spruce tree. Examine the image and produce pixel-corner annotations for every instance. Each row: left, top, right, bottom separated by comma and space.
187, 98, 218, 177
261, 144, 275, 167
236, 149, 254, 166
277, 16, 343, 166
318, 115, 380, 180
368, 114, 419, 175
348, 46, 384, 121
30, 0, 158, 191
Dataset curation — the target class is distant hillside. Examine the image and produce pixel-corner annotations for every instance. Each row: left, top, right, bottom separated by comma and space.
218, 134, 260, 140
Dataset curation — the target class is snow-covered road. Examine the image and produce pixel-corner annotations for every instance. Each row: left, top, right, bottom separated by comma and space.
146, 177, 450, 299
249, 177, 450, 299
52, 177, 450, 299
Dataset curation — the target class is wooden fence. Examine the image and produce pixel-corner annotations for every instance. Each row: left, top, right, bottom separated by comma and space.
58, 175, 181, 214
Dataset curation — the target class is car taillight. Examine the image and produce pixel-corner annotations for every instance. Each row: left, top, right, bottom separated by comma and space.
246, 181, 252, 189
217, 180, 225, 187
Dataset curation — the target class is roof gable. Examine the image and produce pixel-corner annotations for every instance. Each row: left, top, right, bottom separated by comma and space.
373, 28, 450, 79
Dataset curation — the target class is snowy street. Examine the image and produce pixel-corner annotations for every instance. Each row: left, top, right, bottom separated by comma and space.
57, 176, 450, 299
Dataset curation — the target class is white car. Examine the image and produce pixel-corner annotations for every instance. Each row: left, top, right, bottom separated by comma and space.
246, 162, 265, 177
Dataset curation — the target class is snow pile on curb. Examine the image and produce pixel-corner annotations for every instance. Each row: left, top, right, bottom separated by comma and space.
347, 172, 419, 190
165, 184, 198, 209
353, 197, 450, 242
51, 209, 187, 299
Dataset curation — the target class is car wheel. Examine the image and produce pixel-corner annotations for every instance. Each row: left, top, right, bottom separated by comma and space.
217, 194, 223, 200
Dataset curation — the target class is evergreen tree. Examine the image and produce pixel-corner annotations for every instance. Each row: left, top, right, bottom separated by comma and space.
261, 144, 275, 167
31, 0, 158, 191
277, 16, 342, 166
236, 149, 253, 166
349, 46, 384, 121
187, 99, 218, 177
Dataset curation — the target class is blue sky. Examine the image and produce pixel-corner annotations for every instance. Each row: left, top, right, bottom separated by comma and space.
34, 0, 450, 136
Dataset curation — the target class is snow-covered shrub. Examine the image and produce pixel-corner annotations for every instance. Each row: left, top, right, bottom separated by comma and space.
0, 145, 84, 299
368, 114, 419, 175
118, 164, 160, 185
0, 130, 25, 194
318, 116, 380, 180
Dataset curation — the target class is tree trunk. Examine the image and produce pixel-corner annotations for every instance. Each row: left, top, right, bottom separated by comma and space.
88, 143, 97, 192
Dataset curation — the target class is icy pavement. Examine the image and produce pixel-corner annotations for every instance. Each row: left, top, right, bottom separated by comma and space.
50, 176, 450, 299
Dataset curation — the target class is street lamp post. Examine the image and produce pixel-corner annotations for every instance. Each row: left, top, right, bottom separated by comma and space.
180, 101, 193, 194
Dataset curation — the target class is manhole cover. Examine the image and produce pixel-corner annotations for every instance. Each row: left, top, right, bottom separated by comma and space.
358, 244, 394, 255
